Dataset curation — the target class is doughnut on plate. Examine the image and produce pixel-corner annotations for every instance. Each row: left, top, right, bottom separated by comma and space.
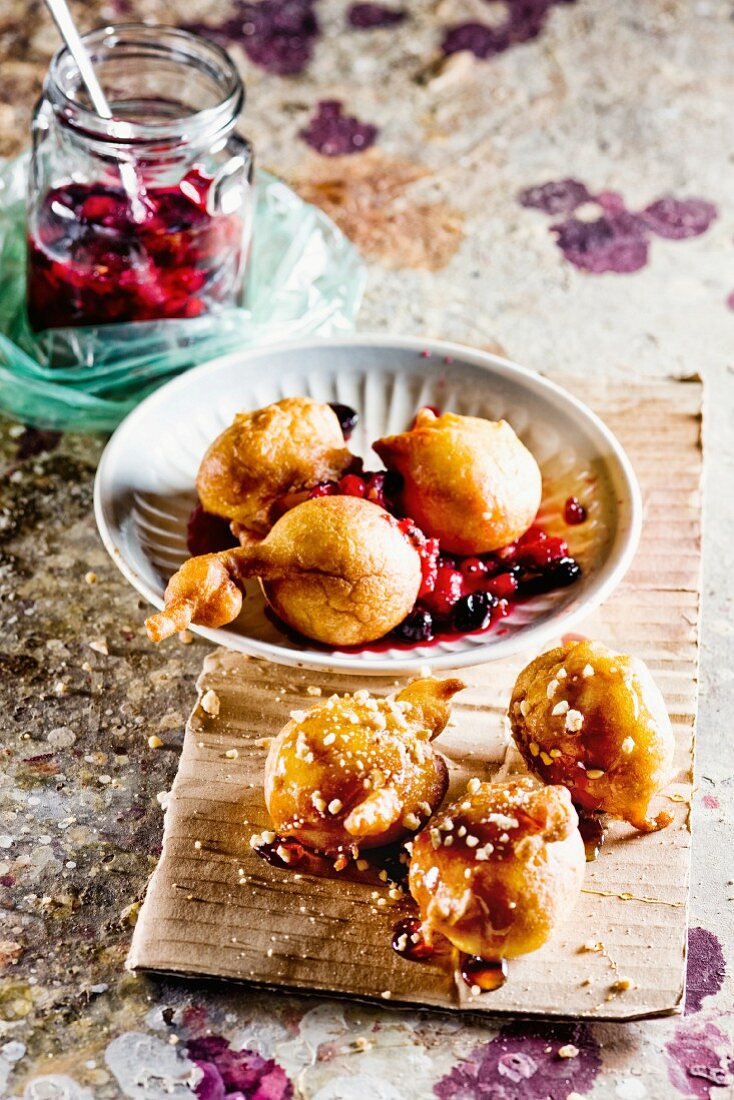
94, 335, 641, 673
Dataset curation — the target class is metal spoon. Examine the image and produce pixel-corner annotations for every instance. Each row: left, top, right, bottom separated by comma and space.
43, 0, 148, 222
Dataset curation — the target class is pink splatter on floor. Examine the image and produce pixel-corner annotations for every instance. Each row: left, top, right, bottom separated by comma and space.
187, 1034, 293, 1099
348, 3, 407, 28
434, 1021, 601, 1099
442, 0, 576, 59
666, 1023, 734, 1098
518, 178, 717, 273
182, 0, 319, 75
702, 794, 720, 811
686, 927, 726, 1014
299, 99, 378, 155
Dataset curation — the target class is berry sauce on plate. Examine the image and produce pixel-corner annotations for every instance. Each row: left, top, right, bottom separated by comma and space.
186, 401, 584, 647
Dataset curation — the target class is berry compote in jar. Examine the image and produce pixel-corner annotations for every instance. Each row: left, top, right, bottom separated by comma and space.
26, 25, 254, 331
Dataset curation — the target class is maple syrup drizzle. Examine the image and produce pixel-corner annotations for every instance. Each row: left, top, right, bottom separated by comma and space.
578, 813, 607, 862
391, 917, 434, 962
460, 955, 509, 992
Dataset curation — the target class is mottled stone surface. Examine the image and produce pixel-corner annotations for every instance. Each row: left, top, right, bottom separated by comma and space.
1, 1, 734, 1097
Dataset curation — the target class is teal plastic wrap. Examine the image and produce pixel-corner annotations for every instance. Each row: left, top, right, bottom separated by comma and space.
0, 155, 366, 433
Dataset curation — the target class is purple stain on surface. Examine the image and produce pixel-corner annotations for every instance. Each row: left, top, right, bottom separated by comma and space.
434, 1021, 601, 1100
641, 197, 718, 240
182, 0, 319, 76
727, 290, 734, 311
348, 3, 407, 28
665, 1023, 734, 1099
518, 178, 592, 215
552, 211, 649, 273
442, 0, 576, 59
15, 427, 62, 461
299, 99, 377, 156
519, 178, 717, 274
686, 927, 726, 1014
187, 1035, 293, 1099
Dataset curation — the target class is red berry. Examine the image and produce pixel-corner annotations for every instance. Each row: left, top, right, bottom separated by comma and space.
486, 572, 518, 599
460, 557, 488, 581
564, 496, 587, 525
422, 565, 465, 617
339, 474, 368, 498
366, 472, 387, 508
309, 481, 338, 498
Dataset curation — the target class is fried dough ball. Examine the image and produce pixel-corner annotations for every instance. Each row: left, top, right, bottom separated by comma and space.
196, 397, 352, 535
509, 640, 674, 833
409, 778, 584, 959
263, 677, 466, 855
373, 408, 542, 555
146, 496, 422, 647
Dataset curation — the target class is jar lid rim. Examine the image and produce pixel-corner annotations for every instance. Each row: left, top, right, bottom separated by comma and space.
46, 23, 244, 144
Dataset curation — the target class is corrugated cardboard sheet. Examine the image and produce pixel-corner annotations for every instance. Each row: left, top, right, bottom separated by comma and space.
128, 376, 702, 1020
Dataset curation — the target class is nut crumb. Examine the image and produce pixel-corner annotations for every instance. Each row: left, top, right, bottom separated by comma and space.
306, 686, 322, 696
586, 768, 605, 779
194, 840, 202, 850
225, 748, 238, 759
558, 1044, 579, 1059
88, 638, 108, 655
565, 709, 584, 732
328, 798, 343, 815
201, 690, 220, 717
178, 629, 194, 644
147, 735, 163, 749
84, 571, 97, 585
380, 990, 392, 1000
467, 777, 481, 795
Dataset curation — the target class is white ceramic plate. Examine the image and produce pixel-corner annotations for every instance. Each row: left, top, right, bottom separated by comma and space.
94, 335, 641, 674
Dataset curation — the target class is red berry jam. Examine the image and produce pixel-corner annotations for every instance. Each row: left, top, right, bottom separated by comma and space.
564, 495, 588, 525
186, 502, 239, 556
26, 168, 245, 330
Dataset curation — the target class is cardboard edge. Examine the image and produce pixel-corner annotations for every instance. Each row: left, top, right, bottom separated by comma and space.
124, 963, 686, 1024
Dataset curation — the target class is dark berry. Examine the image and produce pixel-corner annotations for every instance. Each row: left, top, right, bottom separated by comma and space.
328, 402, 359, 439
394, 608, 434, 643
383, 470, 404, 498
518, 557, 582, 596
187, 502, 239, 556
348, 3, 407, 28
452, 591, 496, 633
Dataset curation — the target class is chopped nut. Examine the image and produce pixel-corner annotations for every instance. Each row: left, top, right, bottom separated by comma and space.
380, 990, 392, 1000
311, 791, 327, 814
88, 638, 108, 655
194, 840, 202, 850
540, 751, 553, 766
200, 690, 220, 717
558, 1044, 579, 1059
289, 709, 307, 723
402, 812, 420, 830
557, 668, 567, 679
586, 769, 605, 780
551, 700, 569, 716
547, 679, 559, 699
549, 748, 562, 758
306, 686, 322, 696
621, 736, 635, 754
323, 732, 336, 747
327, 798, 343, 815
467, 777, 481, 796
565, 709, 584, 732
582, 664, 595, 678
147, 735, 163, 750
225, 748, 238, 759
465, 835, 479, 848
276, 845, 293, 864
610, 976, 633, 992
356, 858, 369, 871
84, 571, 97, 585
519, 699, 530, 717
529, 741, 540, 756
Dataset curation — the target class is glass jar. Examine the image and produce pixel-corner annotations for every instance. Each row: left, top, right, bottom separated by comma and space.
26, 24, 254, 331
